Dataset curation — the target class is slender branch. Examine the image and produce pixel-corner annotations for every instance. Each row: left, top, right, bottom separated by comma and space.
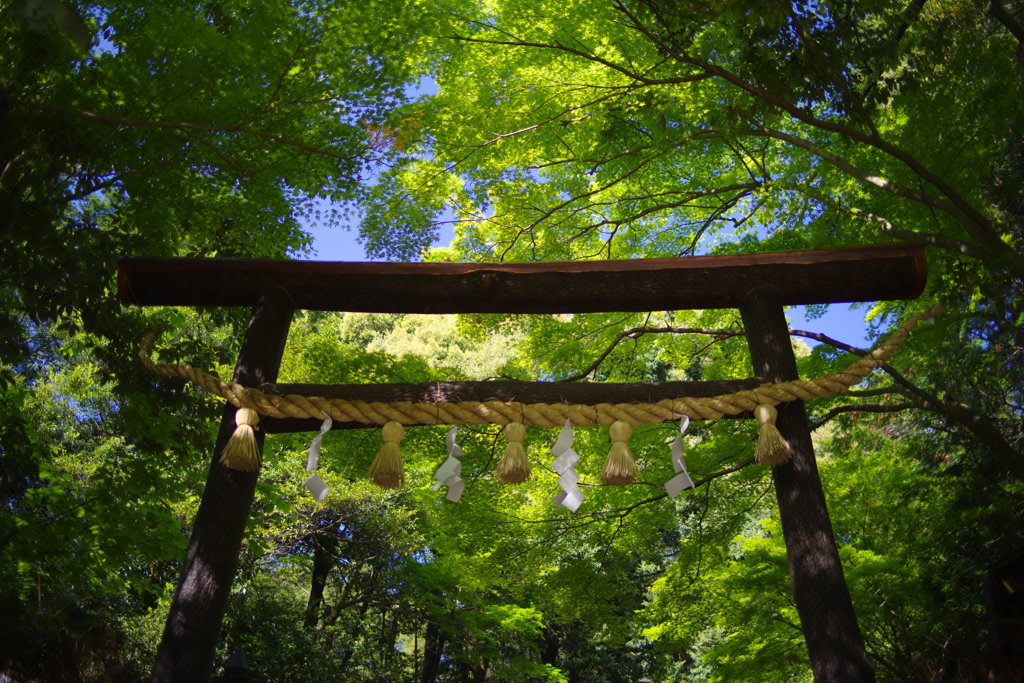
735, 112, 972, 224
791, 183, 989, 259
988, 0, 1024, 45
0, 152, 30, 186
783, 178, 988, 259
576, 181, 760, 236
790, 328, 1024, 481
496, 135, 708, 257
449, 34, 711, 88
847, 209, 988, 258
786, 9, 880, 139
676, 62, 1005, 251
847, 386, 904, 398
810, 402, 915, 431
493, 458, 756, 527
616, 1, 1012, 257
558, 326, 743, 382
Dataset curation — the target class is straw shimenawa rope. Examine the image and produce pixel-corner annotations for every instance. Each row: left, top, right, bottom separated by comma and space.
140, 305, 941, 430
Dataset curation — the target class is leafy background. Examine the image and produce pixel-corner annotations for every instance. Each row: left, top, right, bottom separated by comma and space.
2, 0, 1023, 680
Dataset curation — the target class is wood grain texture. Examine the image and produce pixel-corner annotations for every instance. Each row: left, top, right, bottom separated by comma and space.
740, 287, 874, 682
151, 290, 294, 682
118, 244, 926, 312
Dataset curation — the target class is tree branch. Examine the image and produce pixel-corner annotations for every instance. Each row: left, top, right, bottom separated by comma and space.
988, 0, 1024, 45
809, 402, 915, 431
846, 209, 989, 259
494, 458, 756, 528
847, 386, 904, 398
786, 9, 880, 139
615, 4, 1015, 260
735, 112, 973, 226
449, 33, 712, 88
790, 328, 1024, 481
787, 181, 989, 260
454, 2, 1018, 269
558, 325, 744, 382
676, 63, 1007, 255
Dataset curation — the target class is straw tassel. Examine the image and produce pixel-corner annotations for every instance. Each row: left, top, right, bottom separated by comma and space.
754, 404, 791, 466
367, 421, 405, 488
220, 407, 261, 471
497, 422, 530, 483
602, 420, 637, 485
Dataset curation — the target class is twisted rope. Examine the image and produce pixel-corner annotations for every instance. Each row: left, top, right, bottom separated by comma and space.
141, 305, 941, 429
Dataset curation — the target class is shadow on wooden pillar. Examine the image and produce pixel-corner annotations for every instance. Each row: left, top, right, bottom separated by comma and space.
151, 289, 294, 682
740, 287, 874, 682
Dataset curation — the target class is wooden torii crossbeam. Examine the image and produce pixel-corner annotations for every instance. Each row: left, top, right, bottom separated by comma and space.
120, 244, 924, 312
121, 244, 925, 682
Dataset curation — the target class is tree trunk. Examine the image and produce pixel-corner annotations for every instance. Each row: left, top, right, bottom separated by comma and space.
740, 287, 874, 682
379, 607, 401, 671
541, 626, 559, 667
304, 531, 338, 628
471, 658, 488, 682
420, 619, 446, 683
337, 595, 373, 672
151, 290, 294, 682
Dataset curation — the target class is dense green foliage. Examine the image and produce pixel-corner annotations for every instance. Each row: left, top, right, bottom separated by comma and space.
2, 0, 1023, 680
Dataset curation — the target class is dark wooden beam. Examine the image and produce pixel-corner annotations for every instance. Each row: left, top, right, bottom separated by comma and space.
740, 287, 874, 681
151, 289, 294, 683
118, 244, 925, 313
256, 377, 766, 432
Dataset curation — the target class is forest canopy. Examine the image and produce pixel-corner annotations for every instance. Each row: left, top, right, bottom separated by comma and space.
1, 0, 1023, 681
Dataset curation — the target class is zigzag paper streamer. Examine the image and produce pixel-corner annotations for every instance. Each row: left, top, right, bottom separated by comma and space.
306, 413, 333, 471
303, 473, 329, 502
550, 420, 584, 512
303, 414, 333, 501
432, 426, 465, 502
664, 416, 695, 498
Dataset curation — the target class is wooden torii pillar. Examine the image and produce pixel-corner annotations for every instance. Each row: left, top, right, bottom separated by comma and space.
119, 244, 926, 682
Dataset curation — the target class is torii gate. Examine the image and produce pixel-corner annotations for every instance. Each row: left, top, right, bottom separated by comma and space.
118, 244, 927, 682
